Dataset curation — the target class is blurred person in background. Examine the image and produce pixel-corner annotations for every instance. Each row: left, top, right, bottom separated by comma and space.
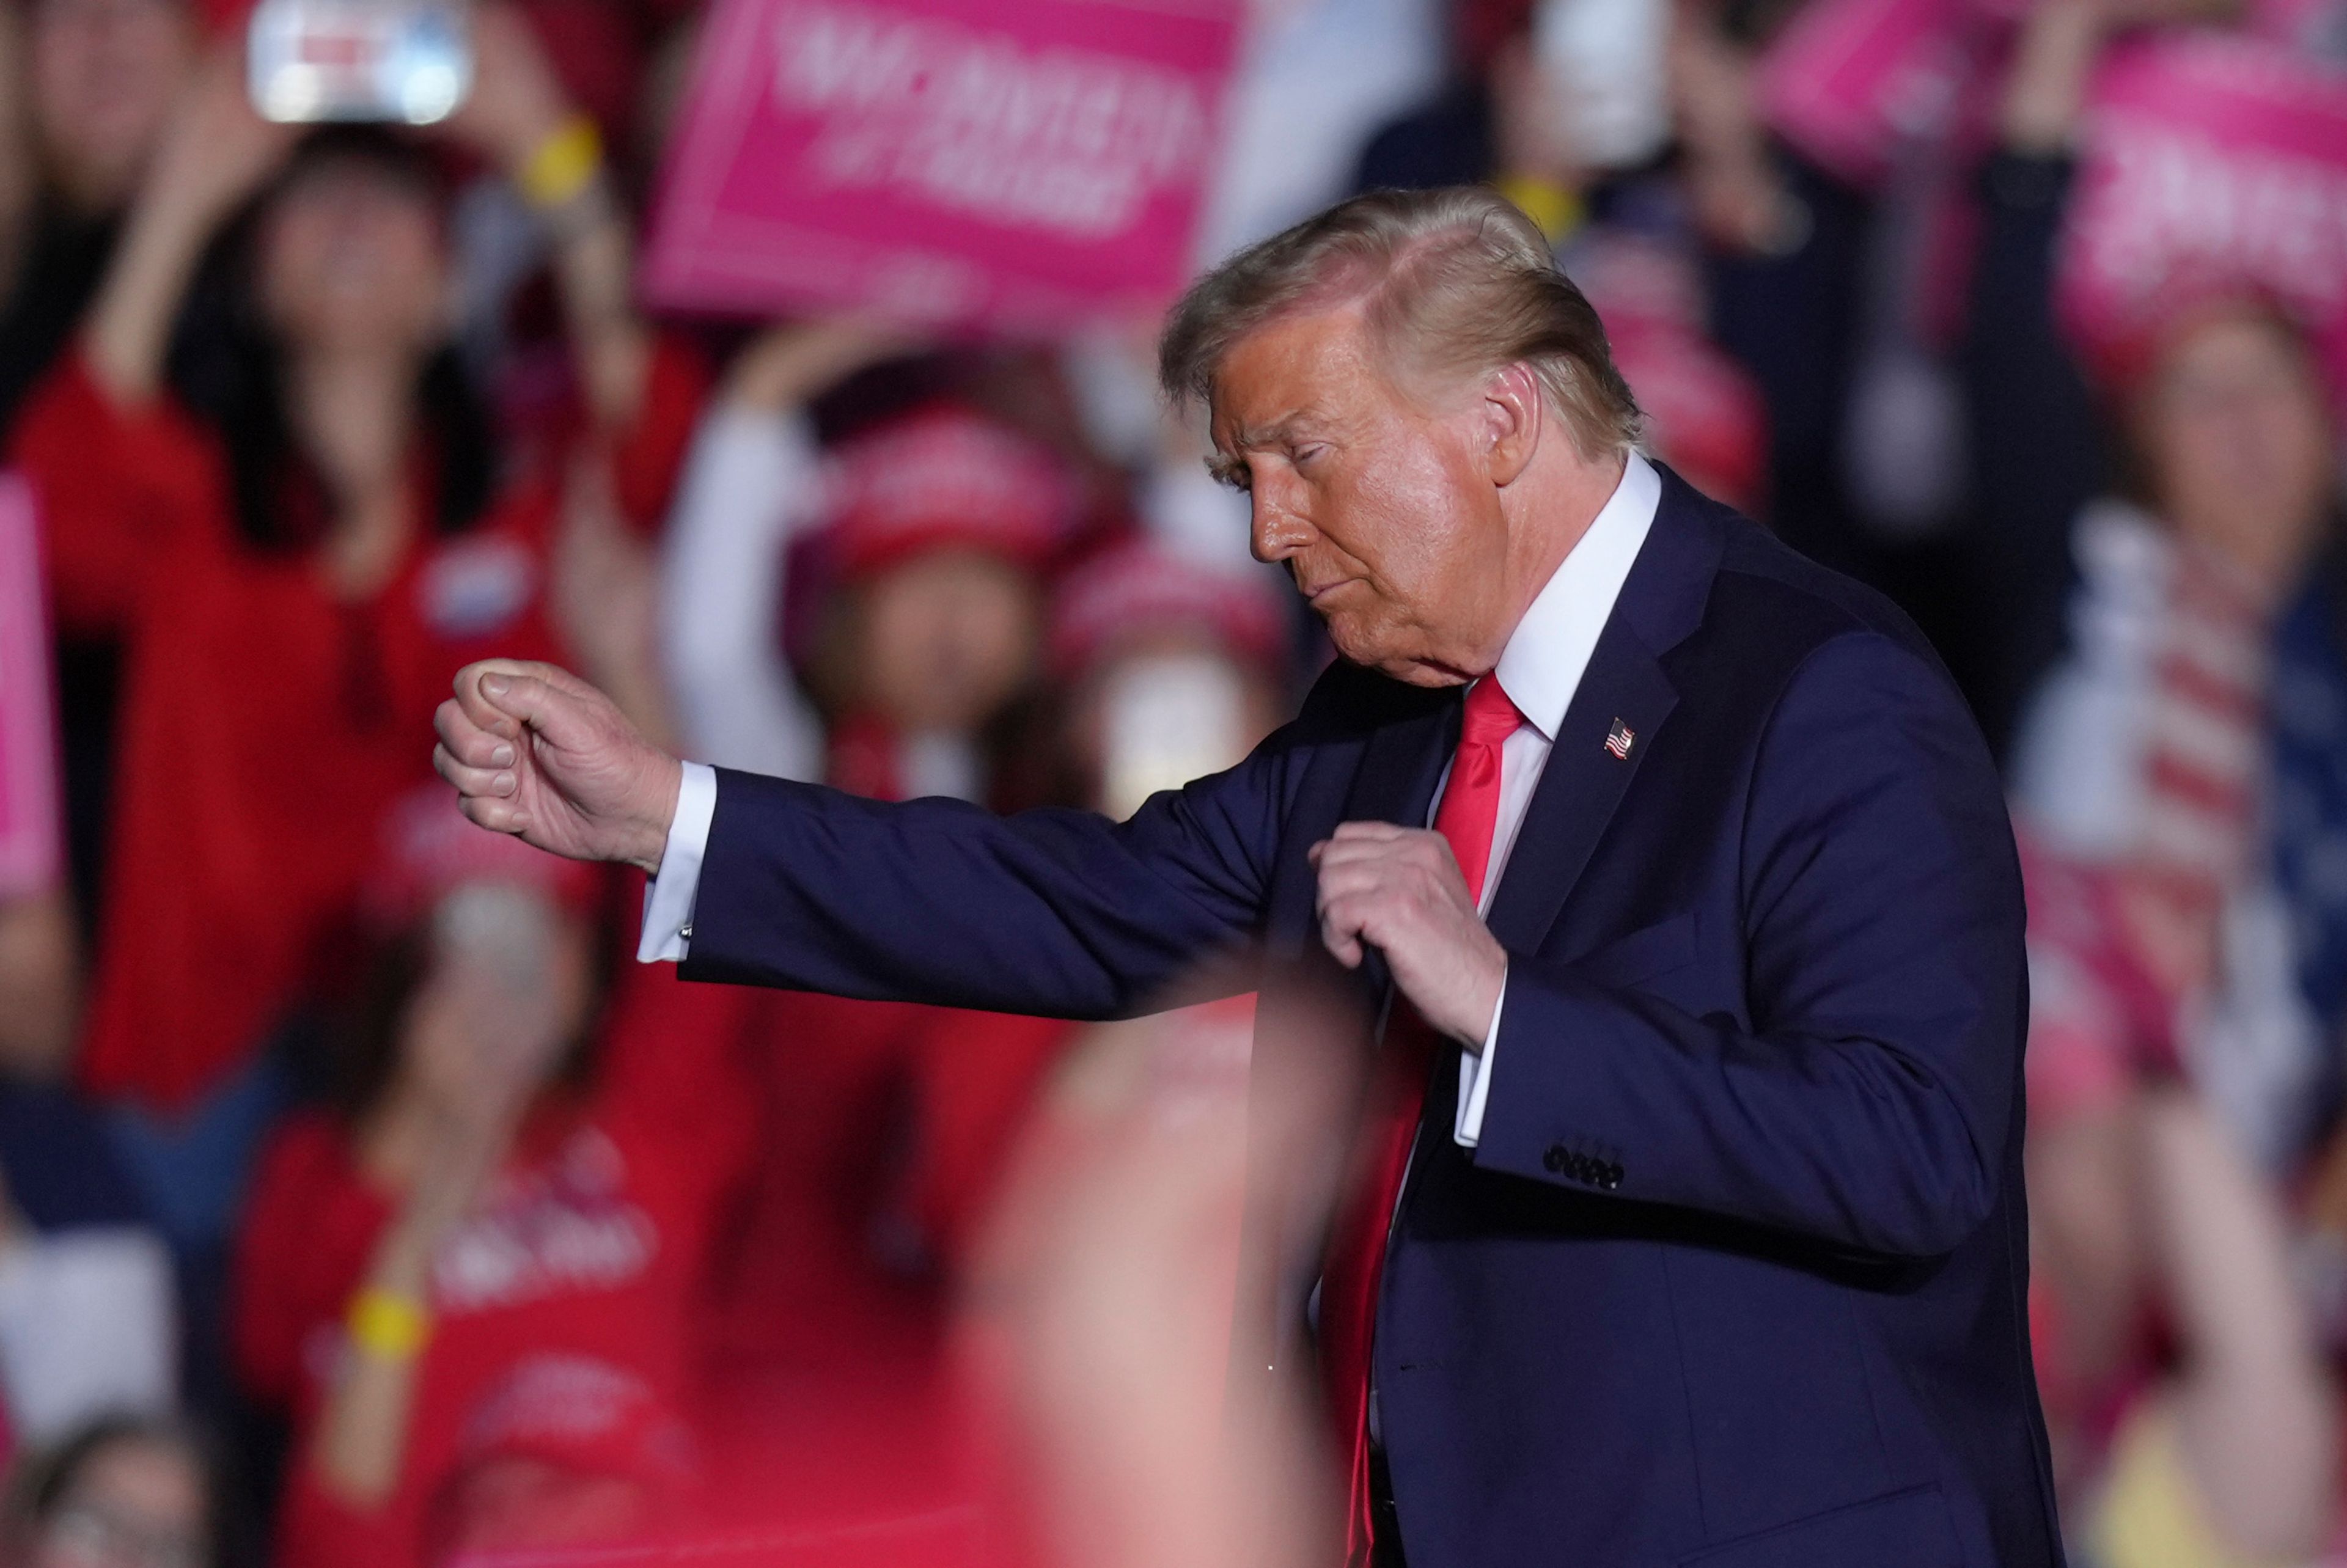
410, 1352, 697, 1566
1196, 0, 1442, 270
0, 565, 78, 1086
1971, 0, 2347, 1558
284, 1350, 700, 1568
0, 889, 76, 1084
1568, 232, 1771, 519
659, 320, 1066, 802
0, 1161, 177, 1473
232, 790, 752, 1568
1983, 0, 2344, 1171
0, 0, 198, 955
1, 1413, 219, 1568
1042, 538, 1293, 823
659, 324, 1112, 1537
2026, 851, 2338, 1564
0, 0, 196, 431
1963, 0, 2316, 757
1670, 0, 2016, 726
4, 9, 700, 1358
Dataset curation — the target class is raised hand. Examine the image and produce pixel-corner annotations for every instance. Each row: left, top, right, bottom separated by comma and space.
1491, 35, 1584, 195
433, 661, 683, 871
1310, 822, 1508, 1047
149, 46, 301, 229
722, 318, 922, 413
88, 47, 298, 403
436, 1, 575, 178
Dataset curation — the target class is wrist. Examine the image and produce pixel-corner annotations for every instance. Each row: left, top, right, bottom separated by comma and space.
513, 113, 603, 211
1493, 172, 1585, 244
1464, 945, 1507, 1054
1442, 930, 1508, 1053
2002, 1, 2104, 143
631, 753, 685, 876
347, 1284, 432, 1361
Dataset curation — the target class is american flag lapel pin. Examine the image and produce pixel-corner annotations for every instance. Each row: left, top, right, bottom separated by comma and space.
1604, 719, 1635, 760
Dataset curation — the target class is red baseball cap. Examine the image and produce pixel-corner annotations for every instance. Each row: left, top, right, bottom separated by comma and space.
454, 1354, 697, 1487
819, 404, 1078, 581
1048, 540, 1290, 679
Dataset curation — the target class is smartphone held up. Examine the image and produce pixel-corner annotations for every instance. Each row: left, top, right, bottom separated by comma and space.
248, 0, 473, 124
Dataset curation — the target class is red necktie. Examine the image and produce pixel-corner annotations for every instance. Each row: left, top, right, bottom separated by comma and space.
1321, 675, 1525, 1565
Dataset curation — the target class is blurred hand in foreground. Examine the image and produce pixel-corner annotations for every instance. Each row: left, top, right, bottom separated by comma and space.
969, 984, 1352, 1568
434, 662, 681, 873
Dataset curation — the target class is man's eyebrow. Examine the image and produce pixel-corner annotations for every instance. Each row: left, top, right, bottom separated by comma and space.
1227, 412, 1313, 450
1206, 409, 1326, 484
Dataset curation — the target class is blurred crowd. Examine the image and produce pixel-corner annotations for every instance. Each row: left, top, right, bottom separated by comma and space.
0, 0, 2340, 1562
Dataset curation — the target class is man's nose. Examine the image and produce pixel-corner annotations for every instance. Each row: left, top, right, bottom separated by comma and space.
1250, 489, 1314, 565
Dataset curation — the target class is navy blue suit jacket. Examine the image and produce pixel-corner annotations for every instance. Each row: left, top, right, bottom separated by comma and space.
680, 469, 2063, 1568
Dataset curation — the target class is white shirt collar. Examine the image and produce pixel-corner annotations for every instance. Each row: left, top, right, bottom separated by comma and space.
1492, 451, 1662, 741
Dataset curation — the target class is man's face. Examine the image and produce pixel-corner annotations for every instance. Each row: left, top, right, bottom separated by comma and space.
1208, 308, 1513, 686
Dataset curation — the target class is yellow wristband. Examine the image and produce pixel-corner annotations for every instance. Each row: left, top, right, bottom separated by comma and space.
1494, 174, 1585, 245
347, 1286, 432, 1360
517, 115, 604, 211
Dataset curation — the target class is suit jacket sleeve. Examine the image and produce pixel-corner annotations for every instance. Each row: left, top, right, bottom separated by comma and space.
675, 709, 1310, 1017
1473, 629, 2026, 1260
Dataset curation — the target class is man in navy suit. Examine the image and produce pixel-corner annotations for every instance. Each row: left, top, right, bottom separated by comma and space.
435, 186, 2060, 1567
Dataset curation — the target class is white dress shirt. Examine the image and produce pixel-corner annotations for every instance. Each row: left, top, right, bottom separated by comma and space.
641, 453, 1664, 1146
1446, 451, 1658, 1143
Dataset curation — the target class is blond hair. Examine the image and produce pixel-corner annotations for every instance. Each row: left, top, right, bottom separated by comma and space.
1159, 185, 1642, 461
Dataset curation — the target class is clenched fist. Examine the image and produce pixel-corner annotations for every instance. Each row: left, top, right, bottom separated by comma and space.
432, 661, 682, 873
1311, 821, 1508, 1047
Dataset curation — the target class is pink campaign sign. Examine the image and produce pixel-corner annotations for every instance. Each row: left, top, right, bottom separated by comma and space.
2056, 32, 2347, 401
642, 0, 1241, 334
1757, 0, 1978, 191
0, 473, 61, 899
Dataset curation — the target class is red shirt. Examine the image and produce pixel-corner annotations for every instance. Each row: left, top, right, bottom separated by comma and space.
706, 995, 1071, 1369
705, 720, 1078, 1370
7, 343, 703, 1111
235, 960, 758, 1568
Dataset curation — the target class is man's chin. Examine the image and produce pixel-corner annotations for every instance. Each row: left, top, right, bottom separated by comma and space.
1379, 660, 1472, 688
1324, 622, 1467, 688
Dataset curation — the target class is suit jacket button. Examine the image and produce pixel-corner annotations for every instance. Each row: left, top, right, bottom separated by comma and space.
1544, 1144, 1567, 1173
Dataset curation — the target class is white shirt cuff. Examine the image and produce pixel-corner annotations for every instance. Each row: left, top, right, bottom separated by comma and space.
636, 762, 718, 963
1453, 962, 1505, 1147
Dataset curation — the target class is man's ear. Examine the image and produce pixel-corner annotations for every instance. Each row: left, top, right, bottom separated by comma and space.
1481, 364, 1543, 488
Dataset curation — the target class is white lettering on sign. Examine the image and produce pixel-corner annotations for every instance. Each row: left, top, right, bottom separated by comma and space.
2079, 112, 2347, 322
770, 4, 1212, 238
429, 1126, 660, 1316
